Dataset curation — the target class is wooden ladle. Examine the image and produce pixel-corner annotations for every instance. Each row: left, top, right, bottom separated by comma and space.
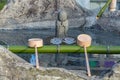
28, 38, 43, 69
77, 34, 92, 77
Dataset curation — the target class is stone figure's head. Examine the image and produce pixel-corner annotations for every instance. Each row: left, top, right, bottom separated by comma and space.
58, 11, 67, 21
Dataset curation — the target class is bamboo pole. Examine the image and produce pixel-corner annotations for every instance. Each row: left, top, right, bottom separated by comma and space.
110, 0, 117, 11
96, 0, 112, 19
8, 45, 120, 54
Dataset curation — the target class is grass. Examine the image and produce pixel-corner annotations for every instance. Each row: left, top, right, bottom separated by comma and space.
0, 0, 7, 10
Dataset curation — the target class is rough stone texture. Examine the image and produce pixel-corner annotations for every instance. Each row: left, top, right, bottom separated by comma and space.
102, 62, 120, 80
103, 11, 120, 18
0, 0, 85, 25
1, 0, 120, 33
0, 46, 86, 80
0, 0, 95, 30
96, 11, 120, 32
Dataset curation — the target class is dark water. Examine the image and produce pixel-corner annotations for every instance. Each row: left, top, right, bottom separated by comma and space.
0, 28, 120, 75
0, 28, 120, 45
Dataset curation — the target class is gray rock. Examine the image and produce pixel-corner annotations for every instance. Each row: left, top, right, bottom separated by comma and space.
0, 0, 94, 30
0, 46, 86, 80
113, 63, 120, 74
0, 0, 84, 25
97, 11, 120, 32
102, 62, 120, 80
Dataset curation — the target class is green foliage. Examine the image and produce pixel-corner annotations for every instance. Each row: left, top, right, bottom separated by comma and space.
0, 0, 7, 10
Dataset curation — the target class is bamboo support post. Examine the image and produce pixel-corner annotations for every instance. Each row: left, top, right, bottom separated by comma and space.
110, 0, 117, 11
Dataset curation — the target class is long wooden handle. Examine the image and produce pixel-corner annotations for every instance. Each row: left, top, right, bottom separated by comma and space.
35, 46, 40, 69
84, 46, 91, 77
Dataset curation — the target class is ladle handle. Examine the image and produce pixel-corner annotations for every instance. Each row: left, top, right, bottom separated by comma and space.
35, 46, 40, 69
84, 46, 91, 77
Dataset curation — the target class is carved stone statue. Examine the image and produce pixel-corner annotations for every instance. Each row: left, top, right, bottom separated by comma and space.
54, 10, 69, 66
55, 10, 68, 38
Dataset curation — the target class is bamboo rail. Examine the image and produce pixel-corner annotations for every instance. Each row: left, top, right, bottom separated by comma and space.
8, 45, 120, 54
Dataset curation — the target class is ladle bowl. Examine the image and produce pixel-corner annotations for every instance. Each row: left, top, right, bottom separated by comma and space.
77, 34, 92, 47
28, 38, 43, 47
